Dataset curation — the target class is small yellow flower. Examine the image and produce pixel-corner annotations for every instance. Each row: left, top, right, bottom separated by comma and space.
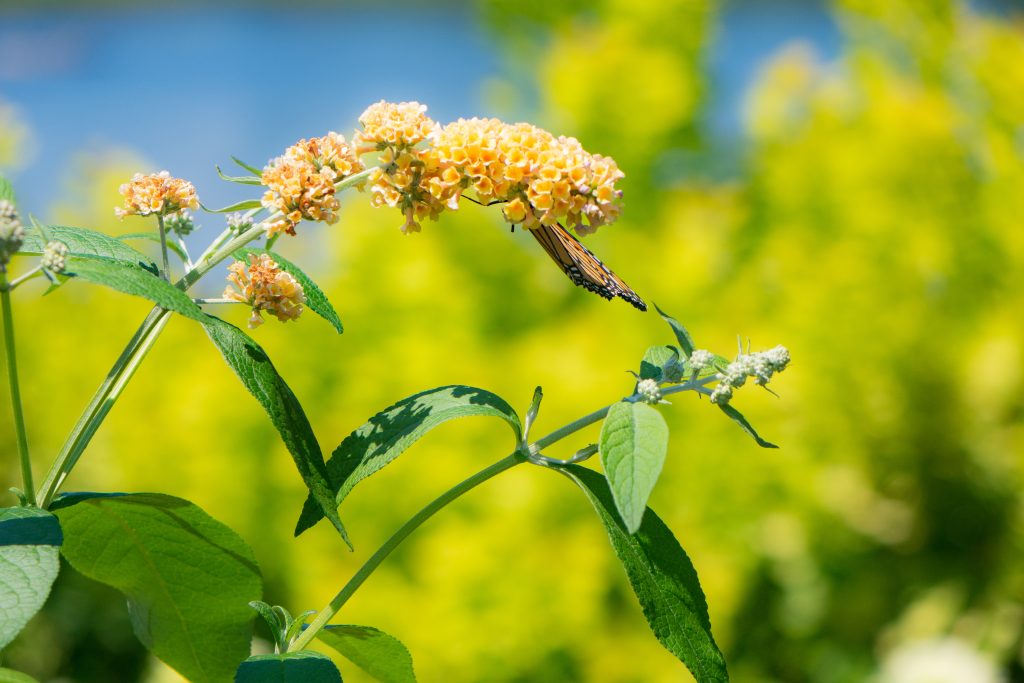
115, 171, 198, 218
356, 100, 437, 149
223, 253, 306, 328
260, 132, 364, 237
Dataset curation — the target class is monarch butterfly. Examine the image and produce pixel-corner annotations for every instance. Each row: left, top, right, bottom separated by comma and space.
529, 223, 647, 311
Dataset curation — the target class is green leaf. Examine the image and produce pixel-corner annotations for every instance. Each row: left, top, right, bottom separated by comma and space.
640, 345, 681, 381
234, 652, 342, 683
295, 385, 522, 538
0, 668, 41, 683
21, 225, 155, 268
52, 493, 262, 683
63, 258, 204, 321
717, 404, 778, 449
317, 625, 416, 683
233, 156, 265, 176
117, 232, 189, 262
249, 600, 286, 653
234, 248, 343, 333
0, 508, 62, 649
216, 165, 263, 186
653, 303, 696, 358
201, 315, 348, 545
558, 466, 728, 683
202, 199, 263, 214
599, 402, 669, 533
0, 176, 14, 203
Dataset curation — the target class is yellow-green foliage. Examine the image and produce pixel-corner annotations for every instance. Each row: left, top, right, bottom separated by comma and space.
2, 1, 1023, 681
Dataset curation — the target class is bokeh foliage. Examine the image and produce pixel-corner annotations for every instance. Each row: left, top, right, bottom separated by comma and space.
2, 0, 1023, 681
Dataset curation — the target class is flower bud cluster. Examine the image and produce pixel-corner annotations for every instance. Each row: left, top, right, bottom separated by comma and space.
635, 378, 663, 404
710, 345, 791, 405
41, 240, 69, 274
116, 171, 198, 219
226, 212, 253, 234
358, 102, 625, 236
0, 199, 23, 266
164, 210, 196, 236
261, 132, 365, 238
223, 253, 306, 328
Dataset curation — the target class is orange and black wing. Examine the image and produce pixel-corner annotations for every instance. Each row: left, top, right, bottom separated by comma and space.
529, 223, 647, 311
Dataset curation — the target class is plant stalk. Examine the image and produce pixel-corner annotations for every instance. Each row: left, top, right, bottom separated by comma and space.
288, 453, 525, 652
1, 270, 35, 505
157, 214, 171, 281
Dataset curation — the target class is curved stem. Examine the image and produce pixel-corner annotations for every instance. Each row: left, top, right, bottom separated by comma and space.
288, 453, 524, 652
1, 270, 35, 505
157, 214, 171, 281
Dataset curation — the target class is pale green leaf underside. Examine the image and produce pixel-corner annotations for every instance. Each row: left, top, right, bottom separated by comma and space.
64, 258, 205, 320
234, 652, 342, 683
295, 385, 522, 537
0, 508, 62, 649
234, 247, 343, 333
201, 316, 348, 544
599, 401, 669, 533
318, 624, 417, 683
53, 493, 262, 683
558, 467, 728, 683
21, 225, 155, 268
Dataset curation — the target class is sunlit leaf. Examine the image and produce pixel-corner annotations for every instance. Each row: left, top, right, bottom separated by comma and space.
639, 345, 681, 381
0, 668, 41, 683
653, 303, 696, 358
599, 401, 669, 533
233, 247, 343, 333
63, 258, 204, 320
317, 625, 417, 683
558, 466, 728, 683
295, 386, 522, 538
52, 493, 262, 683
0, 508, 62, 649
21, 225, 155, 268
117, 232, 189, 261
201, 315, 348, 544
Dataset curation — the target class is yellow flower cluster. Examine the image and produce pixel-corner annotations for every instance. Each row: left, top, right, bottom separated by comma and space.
115, 171, 198, 219
261, 132, 364, 237
356, 100, 437, 150
223, 253, 306, 328
358, 103, 625, 235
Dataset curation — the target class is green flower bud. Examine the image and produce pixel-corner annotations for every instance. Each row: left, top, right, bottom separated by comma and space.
0, 200, 24, 266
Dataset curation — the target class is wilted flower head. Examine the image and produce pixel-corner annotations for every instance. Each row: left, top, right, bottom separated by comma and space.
356, 101, 437, 150
261, 132, 364, 238
0, 199, 23, 265
223, 253, 306, 328
41, 240, 69, 274
115, 171, 198, 218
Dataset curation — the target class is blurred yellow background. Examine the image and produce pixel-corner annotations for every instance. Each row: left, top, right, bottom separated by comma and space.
1, 1, 1023, 681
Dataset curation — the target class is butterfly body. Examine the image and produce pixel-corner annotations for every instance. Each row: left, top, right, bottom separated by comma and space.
529, 223, 647, 312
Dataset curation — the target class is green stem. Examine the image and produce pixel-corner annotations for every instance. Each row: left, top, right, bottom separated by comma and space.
36, 307, 170, 507
157, 214, 171, 281
7, 266, 42, 290
288, 375, 721, 650
1, 269, 35, 505
288, 453, 524, 652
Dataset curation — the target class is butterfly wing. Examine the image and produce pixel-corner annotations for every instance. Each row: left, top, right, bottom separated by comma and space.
529, 223, 647, 311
